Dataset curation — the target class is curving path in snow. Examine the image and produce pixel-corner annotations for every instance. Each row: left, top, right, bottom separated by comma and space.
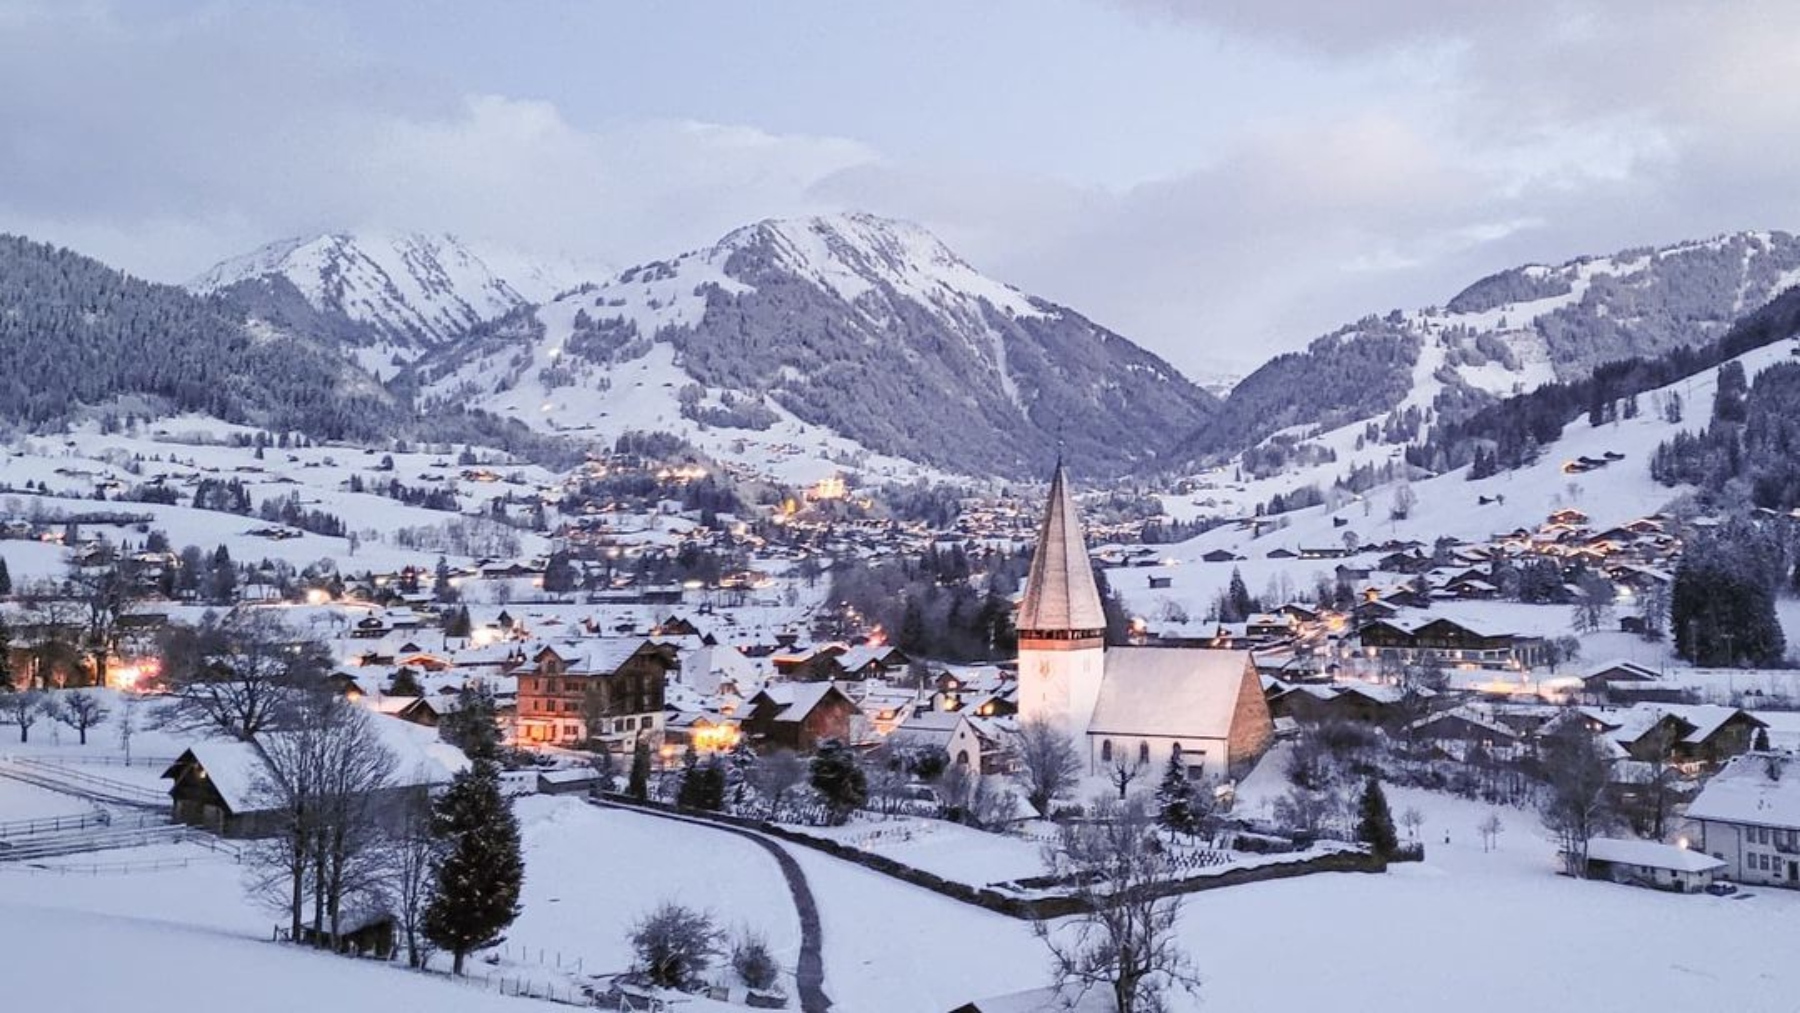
588, 799, 831, 1013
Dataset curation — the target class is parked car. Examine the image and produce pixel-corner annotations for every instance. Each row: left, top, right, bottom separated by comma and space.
1705, 880, 1739, 897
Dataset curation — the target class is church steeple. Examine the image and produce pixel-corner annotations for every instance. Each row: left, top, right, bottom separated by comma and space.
1018, 462, 1106, 638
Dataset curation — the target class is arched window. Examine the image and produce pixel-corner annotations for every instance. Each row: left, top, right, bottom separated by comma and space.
1138, 742, 1151, 765
1101, 740, 1114, 763
956, 750, 970, 767
1172, 742, 1183, 758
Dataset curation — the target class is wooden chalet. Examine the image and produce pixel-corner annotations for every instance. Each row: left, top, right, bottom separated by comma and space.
740, 683, 861, 754
514, 639, 675, 748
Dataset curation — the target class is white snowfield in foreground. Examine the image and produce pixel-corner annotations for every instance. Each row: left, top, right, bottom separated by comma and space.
3, 780, 1797, 1011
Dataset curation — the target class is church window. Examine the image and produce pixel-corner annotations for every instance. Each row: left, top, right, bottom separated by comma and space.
1101, 740, 1113, 763
1138, 742, 1150, 765
956, 750, 970, 767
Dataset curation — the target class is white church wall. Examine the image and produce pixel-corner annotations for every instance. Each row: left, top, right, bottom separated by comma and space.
1087, 733, 1229, 779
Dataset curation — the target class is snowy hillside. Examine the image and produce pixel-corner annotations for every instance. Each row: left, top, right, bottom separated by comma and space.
1184, 231, 1800, 474
412, 213, 1218, 480
191, 231, 603, 370
1126, 336, 1800, 624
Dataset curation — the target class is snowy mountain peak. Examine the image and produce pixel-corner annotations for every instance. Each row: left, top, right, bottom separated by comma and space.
414, 212, 1214, 480
191, 230, 602, 356
712, 212, 1046, 320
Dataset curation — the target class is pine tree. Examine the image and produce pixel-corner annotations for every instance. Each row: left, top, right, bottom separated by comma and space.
0, 556, 12, 597
677, 755, 727, 811
1356, 777, 1399, 860
810, 739, 867, 825
390, 667, 424, 697
1755, 727, 1772, 752
628, 739, 652, 801
424, 761, 524, 975
433, 556, 454, 602
1155, 753, 1195, 836
1225, 568, 1255, 623
443, 605, 473, 639
440, 684, 501, 760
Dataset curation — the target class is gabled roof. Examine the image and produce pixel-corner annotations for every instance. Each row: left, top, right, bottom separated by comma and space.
1687, 753, 1800, 828
1086, 647, 1254, 740
164, 740, 267, 813
1016, 463, 1106, 634
748, 683, 852, 724
1586, 837, 1724, 873
535, 638, 662, 676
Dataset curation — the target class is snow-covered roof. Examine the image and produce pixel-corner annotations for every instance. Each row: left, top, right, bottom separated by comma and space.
1582, 659, 1661, 683
167, 740, 266, 813
542, 638, 654, 675
1687, 753, 1800, 829
750, 682, 844, 723
888, 710, 965, 749
1575, 703, 1758, 746
1409, 705, 1520, 740
1087, 647, 1253, 740
1586, 837, 1724, 874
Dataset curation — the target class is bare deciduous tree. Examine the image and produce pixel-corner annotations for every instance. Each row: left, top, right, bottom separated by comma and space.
1107, 757, 1144, 800
1478, 811, 1505, 853
384, 791, 442, 968
1, 688, 46, 743
1400, 806, 1424, 842
48, 689, 109, 745
160, 611, 330, 740
940, 762, 1018, 829
247, 692, 398, 947
1013, 718, 1083, 818
1274, 786, 1341, 838
65, 543, 144, 690
1037, 794, 1201, 1013
116, 693, 140, 763
1540, 723, 1613, 877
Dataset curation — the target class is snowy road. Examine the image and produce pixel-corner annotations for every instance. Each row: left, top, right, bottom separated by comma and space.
587, 798, 833, 1012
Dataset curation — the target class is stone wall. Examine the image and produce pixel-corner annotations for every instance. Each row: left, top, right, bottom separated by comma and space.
593, 793, 1386, 920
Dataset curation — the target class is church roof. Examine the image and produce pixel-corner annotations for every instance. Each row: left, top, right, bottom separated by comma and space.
1017, 463, 1106, 634
1087, 647, 1254, 740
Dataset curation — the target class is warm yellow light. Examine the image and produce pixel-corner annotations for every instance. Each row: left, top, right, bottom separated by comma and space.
108, 665, 143, 691
306, 588, 331, 605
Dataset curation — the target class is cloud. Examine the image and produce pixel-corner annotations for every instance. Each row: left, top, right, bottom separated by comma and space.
4, 0, 1800, 385
0, 3, 876, 280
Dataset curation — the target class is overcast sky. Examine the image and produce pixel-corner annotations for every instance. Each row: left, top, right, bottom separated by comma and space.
4, 0, 1798, 379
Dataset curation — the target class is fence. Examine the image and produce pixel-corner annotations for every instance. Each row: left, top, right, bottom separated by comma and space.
595, 793, 1389, 920
7, 753, 179, 769
0, 811, 126, 840
493, 940, 586, 975
1, 855, 206, 876
0, 757, 167, 807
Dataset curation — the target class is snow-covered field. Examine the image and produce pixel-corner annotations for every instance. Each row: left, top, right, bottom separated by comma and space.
793, 812, 1050, 885
5, 760, 1796, 1013
0, 414, 555, 581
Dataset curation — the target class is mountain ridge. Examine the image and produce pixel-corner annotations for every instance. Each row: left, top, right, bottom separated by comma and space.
191, 230, 603, 372
409, 212, 1220, 480
1178, 229, 1800, 477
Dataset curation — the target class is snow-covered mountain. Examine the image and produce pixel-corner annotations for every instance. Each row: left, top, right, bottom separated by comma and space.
411, 213, 1218, 480
1183, 231, 1800, 473
191, 231, 602, 373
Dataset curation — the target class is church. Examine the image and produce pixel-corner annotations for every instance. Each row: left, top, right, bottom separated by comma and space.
1016, 464, 1273, 780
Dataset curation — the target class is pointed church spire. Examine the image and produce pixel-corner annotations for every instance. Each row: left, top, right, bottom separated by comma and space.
1017, 462, 1107, 636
